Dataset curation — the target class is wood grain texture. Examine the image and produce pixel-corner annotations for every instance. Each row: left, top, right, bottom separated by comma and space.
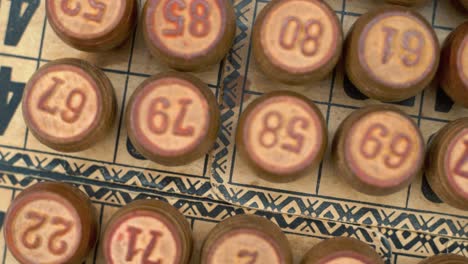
142, 0, 236, 71
200, 214, 292, 264
439, 22, 468, 108
332, 105, 424, 195
126, 72, 220, 166
301, 237, 384, 264
236, 91, 327, 182
252, 0, 342, 84
22, 58, 117, 152
344, 6, 439, 102
102, 199, 193, 264
425, 118, 468, 211
4, 182, 98, 264
46, 0, 138, 51
419, 254, 468, 263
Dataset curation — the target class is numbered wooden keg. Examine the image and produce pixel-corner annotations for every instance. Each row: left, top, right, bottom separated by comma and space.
332, 105, 424, 195
439, 22, 468, 108
252, 0, 342, 84
201, 214, 293, 264
384, 0, 429, 6
4, 182, 98, 264
142, 0, 236, 70
236, 91, 327, 181
46, 0, 138, 51
425, 118, 468, 210
301, 237, 384, 264
345, 6, 439, 102
126, 72, 220, 166
22, 58, 116, 152
102, 200, 193, 264
419, 254, 468, 263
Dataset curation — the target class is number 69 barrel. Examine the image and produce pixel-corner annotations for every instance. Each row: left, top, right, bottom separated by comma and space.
345, 6, 439, 102
22, 58, 117, 152
46, 0, 138, 51
425, 118, 468, 211
332, 105, 424, 195
4, 182, 98, 264
143, 0, 236, 70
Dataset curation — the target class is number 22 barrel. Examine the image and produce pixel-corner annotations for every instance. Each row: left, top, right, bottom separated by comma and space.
252, 0, 343, 84
4, 182, 98, 264
143, 0, 236, 70
425, 118, 468, 211
332, 105, 424, 195
22, 58, 117, 152
345, 6, 439, 102
46, 0, 138, 51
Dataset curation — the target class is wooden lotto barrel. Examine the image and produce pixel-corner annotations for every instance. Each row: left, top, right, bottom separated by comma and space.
425, 118, 468, 211
126, 72, 220, 166
419, 254, 468, 263
332, 105, 424, 195
252, 0, 343, 84
439, 21, 468, 108
22, 58, 117, 152
102, 199, 193, 264
301, 237, 384, 264
345, 6, 439, 102
236, 91, 327, 182
384, 0, 429, 6
4, 182, 98, 264
142, 0, 236, 70
46, 0, 138, 51
201, 214, 293, 264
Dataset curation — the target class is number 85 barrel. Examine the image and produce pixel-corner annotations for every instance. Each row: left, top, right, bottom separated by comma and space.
345, 6, 439, 102
143, 0, 236, 71
332, 105, 424, 195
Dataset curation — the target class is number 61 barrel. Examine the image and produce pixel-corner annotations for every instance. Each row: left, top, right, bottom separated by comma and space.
332, 105, 424, 195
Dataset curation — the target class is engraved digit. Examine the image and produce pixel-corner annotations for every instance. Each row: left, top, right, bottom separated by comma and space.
360, 124, 388, 159
259, 111, 283, 148
279, 16, 301, 50
301, 19, 322, 57
382, 26, 398, 64
189, 0, 211, 37
173, 99, 195, 136
125, 226, 163, 264
141, 230, 163, 264
149, 97, 170, 134
401, 30, 424, 67
38, 77, 62, 115
61, 0, 81, 16
163, 0, 186, 36
83, 0, 106, 23
126, 226, 143, 261
454, 140, 468, 179
384, 133, 411, 168
48, 217, 73, 255
281, 117, 309, 154
21, 211, 47, 250
238, 249, 258, 264
60, 89, 86, 123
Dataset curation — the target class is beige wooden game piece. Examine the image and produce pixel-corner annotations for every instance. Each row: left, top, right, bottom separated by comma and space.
301, 237, 384, 264
22, 58, 117, 152
419, 254, 468, 263
345, 6, 439, 102
142, 0, 236, 71
384, 0, 429, 6
102, 199, 193, 264
46, 0, 138, 51
126, 72, 220, 166
201, 214, 293, 264
439, 22, 468, 108
425, 118, 468, 210
4, 182, 98, 264
236, 91, 327, 182
252, 0, 342, 84
332, 105, 424, 195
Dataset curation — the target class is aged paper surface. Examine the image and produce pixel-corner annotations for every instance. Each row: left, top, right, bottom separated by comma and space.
0, 0, 466, 263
